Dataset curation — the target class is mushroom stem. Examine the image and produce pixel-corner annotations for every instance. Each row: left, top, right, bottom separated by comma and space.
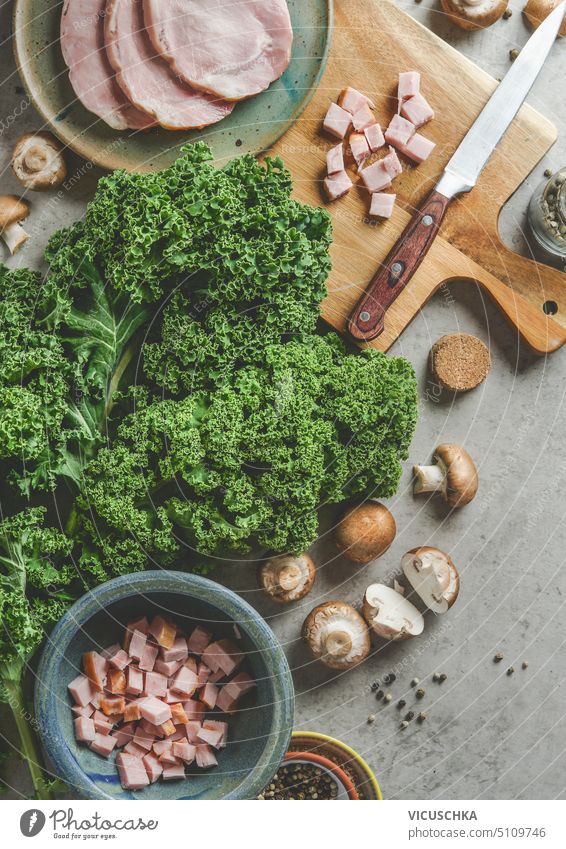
277, 562, 302, 592
413, 463, 445, 493
2, 220, 30, 254
323, 630, 353, 659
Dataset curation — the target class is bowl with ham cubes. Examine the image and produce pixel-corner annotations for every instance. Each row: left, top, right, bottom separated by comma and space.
35, 570, 294, 800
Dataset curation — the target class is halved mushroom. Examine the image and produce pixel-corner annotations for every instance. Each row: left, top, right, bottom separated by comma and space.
302, 601, 371, 669
524, 0, 566, 37
12, 132, 67, 191
334, 502, 396, 564
402, 547, 460, 614
413, 444, 478, 507
363, 584, 424, 641
0, 195, 30, 254
440, 0, 509, 29
258, 553, 316, 603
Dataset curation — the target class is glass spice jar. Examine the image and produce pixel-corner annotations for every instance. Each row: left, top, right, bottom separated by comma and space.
528, 168, 566, 269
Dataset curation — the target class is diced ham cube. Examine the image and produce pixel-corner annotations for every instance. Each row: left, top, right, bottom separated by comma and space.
123, 741, 149, 758
142, 752, 163, 784
158, 749, 179, 765
364, 123, 385, 153
126, 665, 144, 696
187, 625, 212, 655
100, 696, 126, 716
195, 744, 218, 769
326, 143, 344, 176
185, 721, 202, 744
401, 93, 434, 128
370, 192, 397, 219
94, 716, 113, 735
399, 133, 436, 164
360, 161, 392, 193
139, 643, 159, 672
169, 728, 186, 742
208, 668, 225, 684
217, 673, 256, 714
138, 696, 172, 726
68, 674, 96, 707
116, 752, 150, 789
323, 171, 353, 202
170, 703, 189, 725
106, 668, 126, 695
83, 651, 107, 691
90, 691, 103, 709
154, 658, 182, 677
101, 643, 121, 659
149, 616, 176, 650
140, 719, 165, 738
128, 629, 147, 661
153, 738, 173, 757
184, 655, 198, 674
398, 71, 421, 107
197, 663, 211, 688
72, 705, 94, 718
161, 720, 177, 737
172, 740, 196, 764
351, 102, 375, 132
197, 725, 224, 748
349, 132, 370, 169
183, 700, 205, 722
124, 701, 142, 722
113, 723, 136, 748
381, 148, 403, 180
230, 672, 256, 697
159, 635, 188, 663
108, 649, 131, 670
123, 617, 149, 652
384, 113, 416, 148
133, 726, 155, 751
338, 86, 375, 114
170, 665, 198, 697
162, 761, 186, 780
323, 102, 352, 140
90, 733, 117, 758
203, 720, 228, 749
74, 716, 96, 743
143, 670, 168, 698
200, 682, 218, 710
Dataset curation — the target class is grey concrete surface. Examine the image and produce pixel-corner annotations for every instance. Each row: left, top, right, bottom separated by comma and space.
1, 0, 566, 800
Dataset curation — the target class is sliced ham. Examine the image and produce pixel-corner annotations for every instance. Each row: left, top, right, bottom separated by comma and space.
398, 71, 420, 108
401, 93, 434, 129
105, 0, 234, 130
349, 133, 370, 169
90, 733, 117, 757
399, 133, 436, 164
327, 144, 345, 176
117, 753, 150, 789
338, 87, 375, 114
323, 103, 352, 140
385, 114, 416, 148
143, 0, 293, 102
60, 0, 154, 131
351, 103, 375, 132
364, 124, 385, 153
323, 171, 353, 202
370, 193, 397, 219
360, 161, 392, 194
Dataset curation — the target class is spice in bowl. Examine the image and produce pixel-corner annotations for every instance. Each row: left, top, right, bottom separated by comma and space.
257, 762, 341, 799
528, 168, 566, 267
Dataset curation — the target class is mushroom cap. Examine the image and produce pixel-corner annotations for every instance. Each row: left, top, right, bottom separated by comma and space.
11, 131, 67, 191
363, 584, 424, 641
258, 553, 316, 603
435, 443, 478, 507
302, 601, 371, 669
334, 502, 396, 564
524, 0, 566, 37
402, 547, 460, 614
0, 195, 30, 227
440, 0, 508, 30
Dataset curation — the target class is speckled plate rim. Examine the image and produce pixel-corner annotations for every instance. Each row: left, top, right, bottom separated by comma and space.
292, 731, 383, 800
12, 0, 333, 171
35, 570, 294, 801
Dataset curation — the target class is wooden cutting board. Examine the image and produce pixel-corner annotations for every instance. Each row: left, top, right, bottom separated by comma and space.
271, 0, 566, 354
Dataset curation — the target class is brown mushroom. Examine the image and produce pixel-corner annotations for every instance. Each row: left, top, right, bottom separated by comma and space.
258, 553, 316, 603
12, 132, 67, 191
413, 444, 478, 507
440, 0, 509, 29
0, 195, 30, 254
524, 0, 566, 37
334, 502, 396, 564
302, 601, 371, 669
362, 584, 424, 641
402, 547, 460, 614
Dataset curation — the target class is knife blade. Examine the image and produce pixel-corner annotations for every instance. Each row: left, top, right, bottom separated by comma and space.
348, 1, 566, 344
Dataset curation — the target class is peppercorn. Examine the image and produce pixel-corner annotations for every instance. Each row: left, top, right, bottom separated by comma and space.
375, 689, 384, 700
494, 652, 504, 663
507, 667, 514, 676
510, 48, 520, 62
432, 672, 440, 682
371, 681, 380, 692
410, 677, 419, 687
522, 661, 529, 670
383, 693, 392, 703
417, 712, 427, 723
400, 720, 409, 730
405, 711, 415, 721
397, 699, 406, 709
383, 672, 396, 685
503, 8, 512, 18
367, 714, 376, 724
416, 688, 425, 699
544, 169, 554, 179
438, 673, 447, 683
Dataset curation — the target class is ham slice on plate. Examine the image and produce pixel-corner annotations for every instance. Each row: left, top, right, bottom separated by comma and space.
60, 0, 154, 131
105, 0, 234, 130
143, 0, 294, 101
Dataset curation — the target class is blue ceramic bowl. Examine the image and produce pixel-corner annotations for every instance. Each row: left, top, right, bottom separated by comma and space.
35, 571, 294, 800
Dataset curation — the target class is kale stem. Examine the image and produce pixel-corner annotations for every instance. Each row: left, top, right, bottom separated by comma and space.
4, 681, 50, 800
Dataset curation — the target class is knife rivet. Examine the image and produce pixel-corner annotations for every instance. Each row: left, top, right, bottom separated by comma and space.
391, 261, 404, 277
422, 214, 433, 227
360, 310, 371, 322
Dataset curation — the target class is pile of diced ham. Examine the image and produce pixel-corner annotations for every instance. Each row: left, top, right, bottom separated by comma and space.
322, 73, 436, 219
68, 615, 255, 790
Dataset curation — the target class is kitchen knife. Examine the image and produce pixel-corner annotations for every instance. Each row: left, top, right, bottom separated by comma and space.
348, 1, 566, 343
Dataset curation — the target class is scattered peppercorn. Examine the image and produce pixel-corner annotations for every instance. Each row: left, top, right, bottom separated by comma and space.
522, 661, 529, 670
383, 673, 396, 685
544, 169, 553, 179
384, 693, 393, 703
510, 48, 520, 62
375, 690, 384, 700
438, 673, 447, 683
397, 699, 406, 710
416, 688, 425, 699
367, 714, 376, 724
432, 672, 440, 682
371, 682, 379, 692
411, 678, 419, 687
503, 8, 512, 18
507, 667, 514, 676
418, 712, 427, 723
494, 652, 504, 663
400, 720, 409, 730
405, 711, 415, 722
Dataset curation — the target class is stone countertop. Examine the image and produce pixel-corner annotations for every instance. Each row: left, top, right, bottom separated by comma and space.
1, 0, 565, 801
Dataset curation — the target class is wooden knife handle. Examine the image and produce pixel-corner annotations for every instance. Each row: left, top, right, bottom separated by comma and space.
348, 189, 452, 342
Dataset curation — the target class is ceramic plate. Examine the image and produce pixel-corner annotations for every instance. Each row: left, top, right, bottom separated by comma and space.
13, 0, 332, 172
